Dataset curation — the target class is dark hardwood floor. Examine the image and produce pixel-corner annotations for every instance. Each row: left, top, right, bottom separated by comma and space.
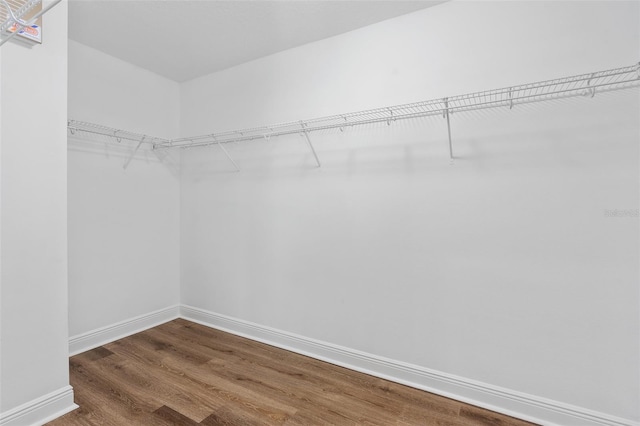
48, 319, 536, 425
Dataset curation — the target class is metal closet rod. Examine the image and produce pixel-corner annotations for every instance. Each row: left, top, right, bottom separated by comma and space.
68, 62, 640, 151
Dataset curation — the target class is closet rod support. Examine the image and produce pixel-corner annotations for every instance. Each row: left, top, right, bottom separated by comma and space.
215, 137, 240, 172
444, 98, 453, 160
123, 136, 144, 170
300, 123, 321, 167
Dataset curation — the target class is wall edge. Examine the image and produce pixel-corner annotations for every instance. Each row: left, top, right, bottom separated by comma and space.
0, 386, 77, 426
68, 304, 180, 356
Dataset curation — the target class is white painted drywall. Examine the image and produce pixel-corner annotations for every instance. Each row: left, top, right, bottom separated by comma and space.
180, 1, 639, 423
0, 0, 73, 416
67, 40, 180, 337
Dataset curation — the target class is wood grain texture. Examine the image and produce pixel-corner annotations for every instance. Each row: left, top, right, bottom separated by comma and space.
48, 319, 537, 425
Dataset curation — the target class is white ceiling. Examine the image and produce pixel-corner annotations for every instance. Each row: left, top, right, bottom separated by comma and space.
68, 1, 445, 82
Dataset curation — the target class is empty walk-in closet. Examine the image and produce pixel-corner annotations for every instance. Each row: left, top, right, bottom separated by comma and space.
1, 1, 638, 425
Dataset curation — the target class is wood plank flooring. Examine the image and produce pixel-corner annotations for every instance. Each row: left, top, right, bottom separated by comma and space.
48, 319, 537, 425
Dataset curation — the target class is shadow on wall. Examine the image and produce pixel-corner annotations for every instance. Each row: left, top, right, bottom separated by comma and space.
180, 87, 639, 181
68, 135, 181, 178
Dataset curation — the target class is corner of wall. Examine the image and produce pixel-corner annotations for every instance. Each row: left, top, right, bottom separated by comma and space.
0, 387, 77, 426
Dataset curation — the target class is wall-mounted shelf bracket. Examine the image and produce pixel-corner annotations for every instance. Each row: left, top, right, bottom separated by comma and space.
300, 122, 321, 167
123, 136, 144, 170
214, 136, 240, 172
444, 98, 453, 160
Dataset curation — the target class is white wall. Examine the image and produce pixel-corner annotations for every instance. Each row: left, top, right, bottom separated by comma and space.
67, 40, 180, 339
180, 1, 639, 424
0, 0, 76, 423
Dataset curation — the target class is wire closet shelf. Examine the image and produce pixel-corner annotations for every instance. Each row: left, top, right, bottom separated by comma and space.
68, 63, 640, 152
0, 0, 62, 47
67, 121, 170, 146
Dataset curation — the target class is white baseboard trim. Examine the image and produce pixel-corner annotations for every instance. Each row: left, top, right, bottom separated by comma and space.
0, 386, 78, 426
69, 305, 180, 356
180, 305, 638, 426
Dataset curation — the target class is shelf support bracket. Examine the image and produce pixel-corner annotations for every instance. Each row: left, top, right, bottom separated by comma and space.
123, 136, 145, 170
300, 123, 321, 167
444, 98, 453, 160
214, 136, 240, 172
